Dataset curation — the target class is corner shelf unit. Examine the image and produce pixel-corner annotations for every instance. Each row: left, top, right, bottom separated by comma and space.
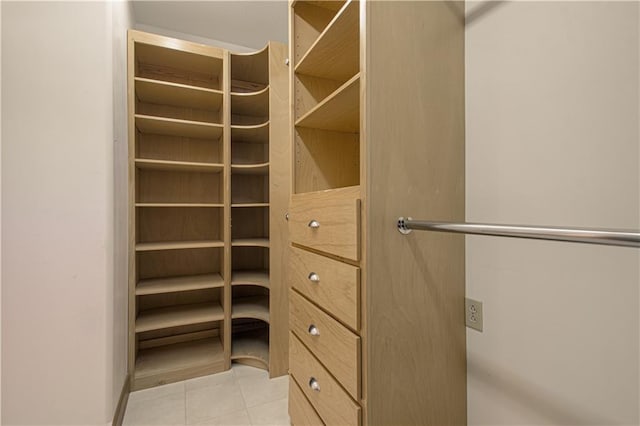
128, 30, 289, 390
228, 43, 289, 376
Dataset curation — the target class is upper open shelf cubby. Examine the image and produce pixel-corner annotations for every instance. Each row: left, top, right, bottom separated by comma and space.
135, 42, 224, 91
231, 87, 269, 122
135, 78, 223, 113
295, 0, 359, 82
292, 1, 347, 65
231, 46, 269, 92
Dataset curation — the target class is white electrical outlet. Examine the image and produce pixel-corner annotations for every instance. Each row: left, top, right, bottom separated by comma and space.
465, 298, 483, 332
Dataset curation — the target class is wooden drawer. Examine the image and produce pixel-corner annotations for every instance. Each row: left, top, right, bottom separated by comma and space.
289, 333, 360, 426
290, 246, 360, 331
289, 376, 324, 426
289, 188, 360, 261
290, 290, 360, 399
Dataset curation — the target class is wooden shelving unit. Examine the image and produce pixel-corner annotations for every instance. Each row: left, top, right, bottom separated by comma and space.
129, 30, 289, 390
228, 43, 289, 377
288, 1, 466, 424
128, 30, 229, 391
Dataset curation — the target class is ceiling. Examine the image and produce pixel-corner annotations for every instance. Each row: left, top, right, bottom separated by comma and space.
132, 1, 289, 50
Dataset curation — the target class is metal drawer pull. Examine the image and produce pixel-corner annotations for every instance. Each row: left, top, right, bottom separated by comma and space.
308, 220, 320, 229
308, 272, 320, 283
309, 377, 320, 392
308, 325, 320, 336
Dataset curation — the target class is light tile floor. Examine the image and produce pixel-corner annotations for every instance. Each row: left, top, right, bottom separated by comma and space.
123, 365, 290, 426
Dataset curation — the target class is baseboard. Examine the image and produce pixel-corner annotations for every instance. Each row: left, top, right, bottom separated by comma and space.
112, 374, 130, 426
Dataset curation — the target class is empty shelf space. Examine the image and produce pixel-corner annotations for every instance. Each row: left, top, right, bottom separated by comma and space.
134, 337, 225, 385
135, 159, 224, 173
231, 47, 269, 88
136, 302, 224, 333
135, 42, 223, 90
231, 122, 269, 144
231, 270, 270, 288
295, 0, 359, 81
135, 115, 224, 140
232, 295, 270, 323
136, 273, 224, 296
231, 162, 269, 175
231, 203, 269, 208
231, 87, 269, 118
231, 328, 269, 368
231, 238, 270, 248
136, 240, 224, 252
295, 74, 359, 133
135, 78, 223, 111
136, 203, 224, 208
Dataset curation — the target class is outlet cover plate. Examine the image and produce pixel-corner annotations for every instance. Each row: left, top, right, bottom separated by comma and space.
465, 298, 483, 332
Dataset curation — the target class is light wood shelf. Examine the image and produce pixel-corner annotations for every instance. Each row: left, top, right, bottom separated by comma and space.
231, 86, 269, 118
136, 302, 224, 333
136, 273, 224, 296
230, 46, 269, 88
231, 162, 269, 175
295, 74, 359, 133
295, 0, 359, 81
231, 203, 269, 208
231, 122, 269, 144
135, 77, 223, 111
134, 337, 225, 386
136, 203, 224, 208
231, 238, 270, 248
232, 295, 270, 323
231, 328, 269, 368
136, 240, 224, 252
135, 159, 224, 173
135, 115, 224, 140
231, 270, 270, 288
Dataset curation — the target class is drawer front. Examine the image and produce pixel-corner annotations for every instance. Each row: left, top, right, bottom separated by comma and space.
290, 290, 360, 399
290, 246, 360, 331
289, 193, 360, 261
289, 333, 360, 426
289, 376, 324, 426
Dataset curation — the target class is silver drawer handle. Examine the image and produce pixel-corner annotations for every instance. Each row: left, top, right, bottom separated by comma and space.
308, 272, 320, 283
309, 377, 320, 392
308, 220, 320, 229
308, 324, 320, 336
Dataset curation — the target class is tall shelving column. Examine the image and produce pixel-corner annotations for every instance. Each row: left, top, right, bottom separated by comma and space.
128, 30, 229, 390
229, 43, 289, 377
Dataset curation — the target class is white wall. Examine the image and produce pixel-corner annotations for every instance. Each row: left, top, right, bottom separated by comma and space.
112, 0, 134, 420
1, 2, 130, 424
466, 1, 639, 424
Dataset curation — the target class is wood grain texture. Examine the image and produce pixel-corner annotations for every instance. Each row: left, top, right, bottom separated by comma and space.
222, 48, 233, 369
266, 41, 291, 378
289, 376, 325, 426
289, 246, 360, 331
232, 295, 270, 323
292, 2, 339, 64
135, 114, 223, 139
137, 207, 222, 243
137, 132, 222, 164
231, 122, 270, 144
295, 74, 359, 132
290, 290, 360, 399
295, 0, 359, 81
136, 240, 224, 252
135, 159, 223, 173
289, 333, 360, 426
230, 45, 269, 86
232, 140, 268, 164
294, 128, 359, 193
289, 187, 360, 261
135, 77, 223, 111
231, 270, 270, 288
136, 273, 224, 295
137, 169, 223, 204
231, 328, 269, 368
231, 163, 269, 175
231, 86, 269, 119
136, 302, 224, 333
365, 1, 466, 424
231, 174, 269, 204
133, 337, 225, 390
137, 247, 223, 281
294, 74, 342, 122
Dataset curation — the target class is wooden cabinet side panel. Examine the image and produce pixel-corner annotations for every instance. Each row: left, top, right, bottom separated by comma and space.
268, 41, 291, 377
364, 1, 467, 425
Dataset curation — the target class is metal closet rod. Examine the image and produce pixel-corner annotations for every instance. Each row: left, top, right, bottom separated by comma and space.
396, 217, 640, 248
